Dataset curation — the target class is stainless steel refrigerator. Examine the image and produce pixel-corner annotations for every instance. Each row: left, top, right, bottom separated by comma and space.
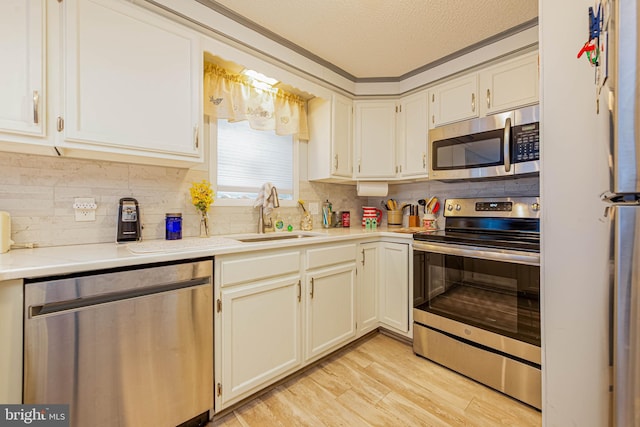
607, 0, 640, 425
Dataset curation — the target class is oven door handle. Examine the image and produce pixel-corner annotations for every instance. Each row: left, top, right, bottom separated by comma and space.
413, 241, 539, 266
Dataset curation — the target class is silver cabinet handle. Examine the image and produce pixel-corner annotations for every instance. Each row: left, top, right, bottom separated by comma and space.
361, 249, 365, 266
310, 277, 315, 298
486, 89, 491, 109
422, 153, 426, 169
334, 154, 338, 171
297, 280, 301, 302
33, 91, 39, 124
193, 125, 199, 149
471, 93, 476, 112
504, 117, 512, 173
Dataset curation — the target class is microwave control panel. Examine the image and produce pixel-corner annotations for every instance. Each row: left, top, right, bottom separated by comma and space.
513, 122, 540, 162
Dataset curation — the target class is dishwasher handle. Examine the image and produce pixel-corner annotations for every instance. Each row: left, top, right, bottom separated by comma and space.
29, 276, 211, 318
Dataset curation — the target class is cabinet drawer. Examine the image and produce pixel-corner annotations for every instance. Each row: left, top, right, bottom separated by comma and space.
220, 251, 300, 286
306, 244, 357, 270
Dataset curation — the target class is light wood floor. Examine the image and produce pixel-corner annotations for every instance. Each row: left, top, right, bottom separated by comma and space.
211, 332, 541, 427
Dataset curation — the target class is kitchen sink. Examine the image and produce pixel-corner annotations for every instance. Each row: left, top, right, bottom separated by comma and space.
233, 233, 322, 243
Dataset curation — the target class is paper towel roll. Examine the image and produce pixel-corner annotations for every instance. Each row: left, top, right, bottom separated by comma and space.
356, 181, 388, 197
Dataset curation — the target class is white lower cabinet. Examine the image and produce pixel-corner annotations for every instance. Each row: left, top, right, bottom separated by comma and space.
215, 244, 357, 411
215, 249, 302, 409
304, 243, 357, 361
214, 240, 409, 412
359, 241, 410, 334
378, 242, 410, 333
0, 279, 23, 403
305, 263, 356, 360
218, 275, 302, 408
357, 243, 379, 337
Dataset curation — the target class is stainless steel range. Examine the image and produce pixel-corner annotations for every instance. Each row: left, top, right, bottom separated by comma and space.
412, 196, 541, 409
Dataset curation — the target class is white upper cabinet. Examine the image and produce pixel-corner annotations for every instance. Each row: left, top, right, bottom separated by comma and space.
397, 92, 428, 178
59, 0, 203, 165
429, 74, 479, 128
0, 0, 48, 149
354, 101, 396, 179
479, 52, 539, 115
308, 94, 353, 181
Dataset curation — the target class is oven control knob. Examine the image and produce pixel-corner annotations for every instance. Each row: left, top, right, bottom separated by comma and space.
531, 203, 540, 211
447, 204, 453, 211
455, 204, 461, 211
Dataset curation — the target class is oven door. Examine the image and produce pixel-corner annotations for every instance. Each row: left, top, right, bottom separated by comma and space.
413, 241, 540, 357
429, 111, 514, 180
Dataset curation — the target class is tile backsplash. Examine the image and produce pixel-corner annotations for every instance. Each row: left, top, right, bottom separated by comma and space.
376, 176, 540, 229
0, 151, 539, 248
0, 152, 363, 247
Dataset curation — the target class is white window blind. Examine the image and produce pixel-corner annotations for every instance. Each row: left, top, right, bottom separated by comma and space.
216, 119, 294, 200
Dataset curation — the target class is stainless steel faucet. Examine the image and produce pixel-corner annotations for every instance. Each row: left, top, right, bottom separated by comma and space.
257, 186, 280, 233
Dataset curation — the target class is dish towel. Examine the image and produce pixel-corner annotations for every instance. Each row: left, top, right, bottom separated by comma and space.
254, 182, 275, 215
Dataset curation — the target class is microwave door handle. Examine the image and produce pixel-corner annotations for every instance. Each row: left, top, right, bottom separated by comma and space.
504, 117, 512, 172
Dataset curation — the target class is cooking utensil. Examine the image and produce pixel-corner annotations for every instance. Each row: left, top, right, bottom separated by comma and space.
426, 197, 439, 214
418, 199, 426, 213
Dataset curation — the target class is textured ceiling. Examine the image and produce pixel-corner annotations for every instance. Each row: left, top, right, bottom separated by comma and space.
207, 0, 538, 80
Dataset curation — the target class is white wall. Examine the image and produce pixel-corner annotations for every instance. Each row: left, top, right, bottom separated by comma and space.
540, 1, 612, 425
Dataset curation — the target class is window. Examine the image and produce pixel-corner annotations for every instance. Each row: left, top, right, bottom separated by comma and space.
213, 119, 298, 204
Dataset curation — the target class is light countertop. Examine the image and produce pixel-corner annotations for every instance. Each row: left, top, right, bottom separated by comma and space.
0, 228, 413, 282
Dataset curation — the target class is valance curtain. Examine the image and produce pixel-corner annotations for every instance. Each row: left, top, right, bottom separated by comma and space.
204, 63, 309, 140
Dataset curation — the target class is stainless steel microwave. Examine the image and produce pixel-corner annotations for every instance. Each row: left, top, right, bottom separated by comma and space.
429, 105, 540, 180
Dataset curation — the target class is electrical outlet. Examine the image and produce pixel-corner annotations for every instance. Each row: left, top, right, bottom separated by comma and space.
73, 198, 97, 222
308, 202, 319, 215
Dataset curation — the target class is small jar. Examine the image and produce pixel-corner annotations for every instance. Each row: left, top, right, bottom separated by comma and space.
422, 213, 437, 230
341, 211, 350, 227
165, 213, 182, 240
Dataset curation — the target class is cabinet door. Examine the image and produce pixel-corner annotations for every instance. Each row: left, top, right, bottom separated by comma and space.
332, 94, 353, 177
480, 53, 539, 115
357, 243, 379, 337
354, 101, 396, 178
0, 279, 23, 403
307, 94, 352, 181
430, 74, 478, 128
61, 0, 202, 163
379, 242, 409, 333
306, 264, 356, 360
398, 92, 428, 178
219, 275, 302, 408
0, 0, 45, 138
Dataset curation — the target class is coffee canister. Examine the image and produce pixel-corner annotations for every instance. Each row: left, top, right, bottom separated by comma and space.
165, 213, 182, 240
341, 211, 350, 227
0, 211, 14, 254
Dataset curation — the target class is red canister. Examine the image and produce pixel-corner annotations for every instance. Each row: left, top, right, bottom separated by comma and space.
341, 211, 350, 227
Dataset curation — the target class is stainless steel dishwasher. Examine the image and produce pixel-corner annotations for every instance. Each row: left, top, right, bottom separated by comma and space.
23, 258, 213, 427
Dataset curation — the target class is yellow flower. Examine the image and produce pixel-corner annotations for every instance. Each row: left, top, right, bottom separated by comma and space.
190, 180, 214, 214
298, 199, 306, 212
